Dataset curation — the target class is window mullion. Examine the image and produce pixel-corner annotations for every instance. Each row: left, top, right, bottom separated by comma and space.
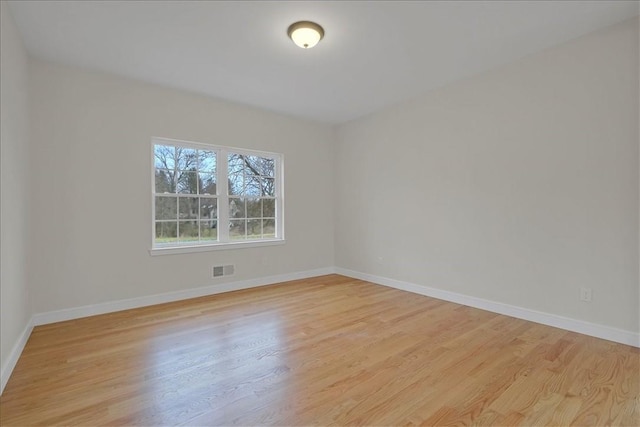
218, 149, 230, 242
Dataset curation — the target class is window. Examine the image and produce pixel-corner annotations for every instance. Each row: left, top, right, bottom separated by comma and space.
151, 137, 283, 254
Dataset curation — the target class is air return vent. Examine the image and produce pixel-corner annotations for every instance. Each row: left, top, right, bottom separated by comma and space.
212, 265, 235, 278
223, 264, 235, 276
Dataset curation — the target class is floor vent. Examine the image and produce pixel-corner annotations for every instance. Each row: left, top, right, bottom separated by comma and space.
212, 265, 235, 278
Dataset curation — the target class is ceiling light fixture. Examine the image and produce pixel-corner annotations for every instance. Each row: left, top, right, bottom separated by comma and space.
287, 21, 324, 49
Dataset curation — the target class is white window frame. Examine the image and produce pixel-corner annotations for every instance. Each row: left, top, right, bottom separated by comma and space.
149, 137, 284, 256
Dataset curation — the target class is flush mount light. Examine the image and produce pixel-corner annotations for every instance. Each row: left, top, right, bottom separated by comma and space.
287, 21, 324, 49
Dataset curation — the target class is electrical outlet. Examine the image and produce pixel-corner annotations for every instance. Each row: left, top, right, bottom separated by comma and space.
580, 287, 592, 302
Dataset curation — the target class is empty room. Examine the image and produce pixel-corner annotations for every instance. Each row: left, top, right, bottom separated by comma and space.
1, 1, 638, 425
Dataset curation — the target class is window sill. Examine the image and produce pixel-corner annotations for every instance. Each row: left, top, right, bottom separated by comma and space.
149, 239, 285, 256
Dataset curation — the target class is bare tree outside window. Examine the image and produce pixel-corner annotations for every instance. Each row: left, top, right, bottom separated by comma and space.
228, 153, 276, 240
154, 144, 217, 245
152, 139, 282, 251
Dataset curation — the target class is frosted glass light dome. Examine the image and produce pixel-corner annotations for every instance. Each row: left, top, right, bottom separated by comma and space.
287, 21, 324, 49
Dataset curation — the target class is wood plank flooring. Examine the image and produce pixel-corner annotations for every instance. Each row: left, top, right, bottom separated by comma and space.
1, 274, 638, 426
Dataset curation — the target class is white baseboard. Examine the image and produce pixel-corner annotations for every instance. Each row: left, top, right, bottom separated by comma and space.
1, 267, 332, 395
1, 319, 33, 395
3, 265, 637, 397
335, 267, 640, 348
32, 267, 335, 326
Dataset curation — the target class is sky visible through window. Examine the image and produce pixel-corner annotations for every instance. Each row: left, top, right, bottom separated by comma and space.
153, 143, 277, 247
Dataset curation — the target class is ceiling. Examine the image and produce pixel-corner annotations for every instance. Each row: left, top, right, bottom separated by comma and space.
7, 1, 639, 124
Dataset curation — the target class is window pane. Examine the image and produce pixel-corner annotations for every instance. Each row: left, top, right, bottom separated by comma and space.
262, 177, 275, 196
261, 158, 275, 177
179, 196, 199, 219
245, 155, 260, 169
246, 198, 261, 219
199, 150, 216, 172
229, 219, 246, 240
245, 175, 261, 196
247, 219, 261, 239
178, 221, 199, 242
240, 154, 274, 177
243, 157, 259, 179
155, 170, 175, 193
154, 145, 176, 170
155, 196, 177, 220
199, 197, 217, 220
229, 198, 245, 219
177, 147, 198, 171
155, 221, 177, 245
228, 153, 244, 174
228, 173, 244, 195
199, 172, 217, 195
262, 219, 275, 238
177, 171, 198, 194
200, 220, 217, 242
263, 198, 275, 217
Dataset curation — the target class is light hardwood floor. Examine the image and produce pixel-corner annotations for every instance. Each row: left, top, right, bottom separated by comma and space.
1, 274, 638, 426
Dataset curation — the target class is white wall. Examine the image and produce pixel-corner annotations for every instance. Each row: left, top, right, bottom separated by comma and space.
28, 60, 335, 313
1, 2, 32, 386
335, 18, 639, 334
2, 13, 638, 392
